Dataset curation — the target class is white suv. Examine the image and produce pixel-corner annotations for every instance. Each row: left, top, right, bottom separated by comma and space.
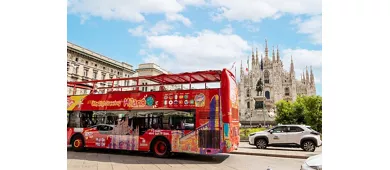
248, 125, 322, 152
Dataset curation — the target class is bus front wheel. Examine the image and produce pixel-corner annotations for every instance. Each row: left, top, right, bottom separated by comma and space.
152, 139, 171, 158
71, 135, 85, 152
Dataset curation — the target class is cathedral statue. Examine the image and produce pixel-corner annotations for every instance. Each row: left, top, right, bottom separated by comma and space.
256, 78, 264, 96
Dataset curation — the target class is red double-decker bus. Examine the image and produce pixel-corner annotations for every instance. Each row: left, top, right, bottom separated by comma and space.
67, 69, 239, 157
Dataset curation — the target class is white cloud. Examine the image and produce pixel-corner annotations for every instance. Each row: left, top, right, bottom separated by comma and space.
178, 0, 206, 6
210, 0, 321, 22
142, 30, 250, 72
165, 13, 192, 26
280, 48, 322, 84
128, 26, 147, 37
281, 48, 322, 70
294, 15, 322, 45
243, 23, 260, 32
149, 21, 174, 35
128, 21, 174, 36
68, 0, 195, 26
220, 24, 233, 34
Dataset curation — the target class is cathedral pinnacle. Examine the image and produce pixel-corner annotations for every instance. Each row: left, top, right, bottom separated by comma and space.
305, 66, 310, 84
310, 66, 314, 85
272, 46, 275, 62
251, 47, 255, 67
255, 48, 259, 65
290, 55, 294, 76
265, 39, 268, 59
277, 45, 280, 62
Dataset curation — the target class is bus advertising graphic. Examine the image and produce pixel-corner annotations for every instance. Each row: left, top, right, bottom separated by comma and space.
67, 69, 239, 157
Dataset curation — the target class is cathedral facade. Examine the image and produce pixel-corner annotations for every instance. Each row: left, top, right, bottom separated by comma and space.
238, 40, 317, 124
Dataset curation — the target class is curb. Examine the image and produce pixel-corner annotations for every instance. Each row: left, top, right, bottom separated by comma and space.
229, 151, 309, 159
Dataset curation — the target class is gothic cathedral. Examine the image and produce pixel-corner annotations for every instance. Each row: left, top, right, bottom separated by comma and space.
238, 39, 316, 123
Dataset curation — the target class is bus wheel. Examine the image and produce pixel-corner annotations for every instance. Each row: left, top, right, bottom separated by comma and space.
71, 135, 85, 152
153, 139, 170, 158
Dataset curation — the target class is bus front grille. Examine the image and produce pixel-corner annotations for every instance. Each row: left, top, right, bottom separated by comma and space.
198, 130, 220, 149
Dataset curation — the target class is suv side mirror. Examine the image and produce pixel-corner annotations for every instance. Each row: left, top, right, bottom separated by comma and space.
269, 130, 273, 134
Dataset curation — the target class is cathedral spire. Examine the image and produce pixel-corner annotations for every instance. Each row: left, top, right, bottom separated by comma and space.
251, 47, 255, 67
302, 72, 305, 84
305, 66, 310, 84
277, 45, 280, 62
265, 39, 268, 59
255, 48, 259, 65
310, 66, 315, 85
272, 46, 275, 62
290, 55, 295, 77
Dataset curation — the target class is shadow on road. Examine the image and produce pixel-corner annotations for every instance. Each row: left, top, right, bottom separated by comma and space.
239, 146, 308, 152
67, 147, 230, 164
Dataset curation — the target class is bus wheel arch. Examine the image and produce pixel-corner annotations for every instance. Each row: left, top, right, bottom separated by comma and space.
71, 133, 85, 152
150, 136, 171, 158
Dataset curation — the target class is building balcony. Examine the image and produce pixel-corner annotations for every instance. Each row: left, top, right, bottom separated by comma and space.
81, 76, 90, 81
70, 73, 79, 79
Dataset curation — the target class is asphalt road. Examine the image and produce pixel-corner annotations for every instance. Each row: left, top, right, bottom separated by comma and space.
67, 148, 305, 170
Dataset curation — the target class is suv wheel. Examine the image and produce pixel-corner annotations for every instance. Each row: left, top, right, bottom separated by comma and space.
302, 140, 316, 152
255, 139, 267, 149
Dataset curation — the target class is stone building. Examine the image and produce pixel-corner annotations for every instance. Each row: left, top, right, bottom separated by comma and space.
67, 42, 179, 94
67, 42, 136, 95
134, 63, 180, 91
238, 40, 316, 124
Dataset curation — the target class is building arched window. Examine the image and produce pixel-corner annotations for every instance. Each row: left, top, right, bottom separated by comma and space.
264, 70, 270, 84
247, 89, 250, 97
285, 87, 290, 96
265, 91, 270, 99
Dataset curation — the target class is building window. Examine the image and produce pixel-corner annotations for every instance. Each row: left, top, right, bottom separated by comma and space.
264, 70, 270, 84
247, 89, 250, 97
117, 71, 120, 75
83, 69, 88, 77
93, 72, 97, 79
67, 62, 70, 72
247, 102, 250, 109
103, 67, 105, 70
111, 69, 113, 73
75, 58, 78, 62
85, 61, 88, 64
95, 64, 97, 67
285, 87, 290, 96
102, 73, 106, 80
265, 91, 270, 99
75, 67, 79, 74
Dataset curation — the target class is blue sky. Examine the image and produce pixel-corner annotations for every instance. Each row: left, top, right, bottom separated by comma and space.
67, 0, 322, 95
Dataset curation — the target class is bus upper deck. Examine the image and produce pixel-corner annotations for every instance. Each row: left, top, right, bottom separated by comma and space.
67, 70, 226, 95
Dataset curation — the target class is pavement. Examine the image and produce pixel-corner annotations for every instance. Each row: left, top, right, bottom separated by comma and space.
68, 149, 305, 170
231, 142, 322, 159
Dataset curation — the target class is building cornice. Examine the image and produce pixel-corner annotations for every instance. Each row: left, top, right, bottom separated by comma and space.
67, 42, 135, 73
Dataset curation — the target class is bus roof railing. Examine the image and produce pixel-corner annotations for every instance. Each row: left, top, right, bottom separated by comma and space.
67, 70, 231, 95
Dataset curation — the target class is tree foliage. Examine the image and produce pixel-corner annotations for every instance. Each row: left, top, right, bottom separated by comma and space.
275, 95, 322, 132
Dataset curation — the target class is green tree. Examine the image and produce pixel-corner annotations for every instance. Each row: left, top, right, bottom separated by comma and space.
275, 100, 295, 124
302, 95, 322, 132
292, 98, 306, 124
274, 95, 322, 133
